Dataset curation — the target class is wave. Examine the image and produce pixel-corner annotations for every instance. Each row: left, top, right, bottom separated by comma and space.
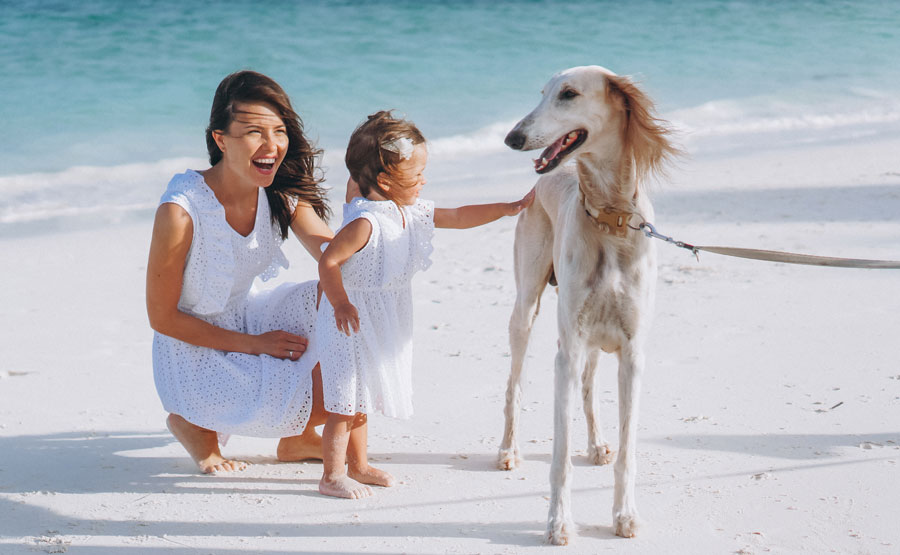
4, 94, 900, 231
428, 120, 520, 157
416, 94, 900, 157
0, 157, 205, 227
667, 97, 900, 141
317, 119, 520, 167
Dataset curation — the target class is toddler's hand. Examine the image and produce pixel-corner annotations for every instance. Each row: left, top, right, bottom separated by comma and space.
506, 187, 535, 216
334, 302, 360, 336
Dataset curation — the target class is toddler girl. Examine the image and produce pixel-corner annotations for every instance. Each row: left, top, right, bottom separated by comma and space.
316, 111, 533, 499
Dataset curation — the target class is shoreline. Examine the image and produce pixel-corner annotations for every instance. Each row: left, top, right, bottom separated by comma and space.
4, 117, 900, 238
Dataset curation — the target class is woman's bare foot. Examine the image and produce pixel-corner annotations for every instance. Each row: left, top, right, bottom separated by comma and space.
276, 430, 323, 462
348, 463, 394, 487
318, 474, 373, 499
166, 414, 248, 474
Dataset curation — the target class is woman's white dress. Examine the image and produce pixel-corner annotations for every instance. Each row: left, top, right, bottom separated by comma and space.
152, 170, 319, 439
316, 197, 435, 419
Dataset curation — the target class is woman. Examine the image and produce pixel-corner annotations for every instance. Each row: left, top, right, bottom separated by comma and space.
146, 70, 333, 473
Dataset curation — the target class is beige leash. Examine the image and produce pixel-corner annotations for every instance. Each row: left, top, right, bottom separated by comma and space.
634, 222, 900, 269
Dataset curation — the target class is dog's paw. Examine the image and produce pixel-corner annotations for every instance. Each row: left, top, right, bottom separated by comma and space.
546, 517, 576, 546
587, 443, 615, 465
613, 512, 641, 538
497, 447, 521, 471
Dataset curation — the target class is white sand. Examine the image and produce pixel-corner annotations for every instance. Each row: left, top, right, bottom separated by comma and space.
2, 133, 900, 554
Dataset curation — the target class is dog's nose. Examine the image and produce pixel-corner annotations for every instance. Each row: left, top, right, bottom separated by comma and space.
504, 130, 526, 150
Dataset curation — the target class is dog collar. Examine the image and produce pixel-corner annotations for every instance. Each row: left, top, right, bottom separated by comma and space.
584, 206, 633, 238
577, 179, 636, 238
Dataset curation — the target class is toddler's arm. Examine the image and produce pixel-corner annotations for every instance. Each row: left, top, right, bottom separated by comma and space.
434, 188, 534, 229
318, 218, 373, 335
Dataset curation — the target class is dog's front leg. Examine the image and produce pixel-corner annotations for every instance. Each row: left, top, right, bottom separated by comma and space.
499, 205, 553, 471
547, 347, 581, 545
612, 342, 644, 537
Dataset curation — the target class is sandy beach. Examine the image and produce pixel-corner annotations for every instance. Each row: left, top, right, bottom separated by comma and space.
2, 128, 899, 554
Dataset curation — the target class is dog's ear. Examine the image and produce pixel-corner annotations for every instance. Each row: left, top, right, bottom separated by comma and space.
606, 74, 681, 184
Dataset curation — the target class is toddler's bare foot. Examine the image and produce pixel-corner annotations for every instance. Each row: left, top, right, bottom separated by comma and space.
277, 432, 323, 462
318, 474, 374, 499
348, 464, 394, 487
166, 414, 248, 474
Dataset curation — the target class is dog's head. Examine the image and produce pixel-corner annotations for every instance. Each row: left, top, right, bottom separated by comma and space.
505, 65, 677, 182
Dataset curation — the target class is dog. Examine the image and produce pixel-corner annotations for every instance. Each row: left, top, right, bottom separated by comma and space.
498, 65, 679, 544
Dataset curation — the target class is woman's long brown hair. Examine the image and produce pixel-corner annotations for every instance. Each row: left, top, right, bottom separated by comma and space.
206, 70, 330, 238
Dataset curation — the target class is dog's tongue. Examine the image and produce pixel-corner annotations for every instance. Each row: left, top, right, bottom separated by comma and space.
533, 136, 567, 170
542, 136, 566, 161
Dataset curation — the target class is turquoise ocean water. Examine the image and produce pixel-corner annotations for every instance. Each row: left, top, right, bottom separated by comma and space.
2, 0, 899, 228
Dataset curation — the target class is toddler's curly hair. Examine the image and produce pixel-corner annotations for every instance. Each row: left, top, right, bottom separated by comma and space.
345, 110, 426, 202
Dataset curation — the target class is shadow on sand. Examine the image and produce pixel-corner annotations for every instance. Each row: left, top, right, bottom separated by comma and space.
3, 428, 896, 551
648, 431, 900, 460
0, 430, 558, 550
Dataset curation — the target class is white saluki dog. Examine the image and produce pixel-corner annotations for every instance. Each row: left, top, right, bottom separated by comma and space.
499, 66, 679, 545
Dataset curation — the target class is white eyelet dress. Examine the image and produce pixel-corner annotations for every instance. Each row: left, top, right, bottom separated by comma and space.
316, 197, 435, 419
152, 170, 319, 440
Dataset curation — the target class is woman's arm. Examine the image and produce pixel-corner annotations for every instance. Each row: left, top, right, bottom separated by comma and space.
434, 188, 534, 229
318, 218, 372, 336
345, 177, 361, 204
289, 201, 334, 261
146, 204, 307, 359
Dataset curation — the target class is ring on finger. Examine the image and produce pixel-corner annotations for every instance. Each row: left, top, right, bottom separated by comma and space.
288, 350, 293, 358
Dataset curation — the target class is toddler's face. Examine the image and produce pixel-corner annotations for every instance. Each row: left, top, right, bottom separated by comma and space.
383, 143, 427, 206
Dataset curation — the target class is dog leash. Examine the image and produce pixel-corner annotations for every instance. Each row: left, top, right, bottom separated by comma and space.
632, 222, 900, 269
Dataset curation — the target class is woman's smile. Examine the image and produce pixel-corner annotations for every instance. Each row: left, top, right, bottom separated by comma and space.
252, 156, 277, 174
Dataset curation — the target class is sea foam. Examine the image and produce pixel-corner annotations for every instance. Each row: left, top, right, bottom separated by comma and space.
4, 95, 900, 234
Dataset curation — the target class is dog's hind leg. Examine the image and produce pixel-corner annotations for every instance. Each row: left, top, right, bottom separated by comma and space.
498, 203, 553, 471
582, 350, 615, 465
546, 346, 582, 546
612, 342, 644, 538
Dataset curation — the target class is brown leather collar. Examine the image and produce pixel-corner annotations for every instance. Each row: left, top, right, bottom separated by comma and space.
584, 207, 633, 238
578, 181, 635, 238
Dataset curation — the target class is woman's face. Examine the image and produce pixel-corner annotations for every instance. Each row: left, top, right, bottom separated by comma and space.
213, 101, 288, 188
380, 143, 428, 206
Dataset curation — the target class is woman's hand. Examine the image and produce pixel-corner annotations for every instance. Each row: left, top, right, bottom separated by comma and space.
504, 187, 535, 216
333, 302, 360, 336
252, 330, 309, 360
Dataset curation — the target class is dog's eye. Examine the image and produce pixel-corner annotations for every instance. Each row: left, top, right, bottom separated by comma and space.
559, 89, 579, 100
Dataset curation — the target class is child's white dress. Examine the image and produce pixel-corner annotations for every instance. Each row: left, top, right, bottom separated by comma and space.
316, 197, 435, 418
